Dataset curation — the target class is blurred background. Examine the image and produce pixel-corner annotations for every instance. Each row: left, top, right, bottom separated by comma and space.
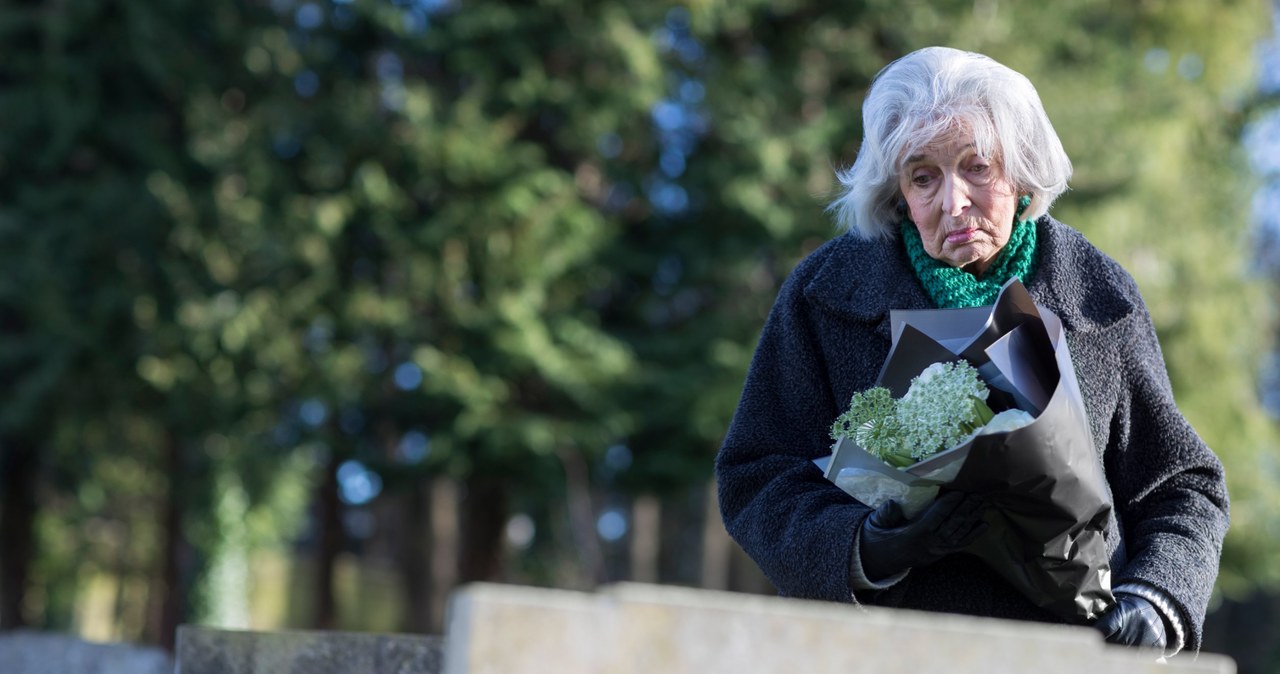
4, 0, 1280, 670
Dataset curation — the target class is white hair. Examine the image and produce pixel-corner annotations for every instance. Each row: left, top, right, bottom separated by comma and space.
828, 47, 1073, 239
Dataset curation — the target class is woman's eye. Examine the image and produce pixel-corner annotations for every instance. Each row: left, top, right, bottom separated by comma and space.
967, 163, 995, 184
911, 174, 932, 186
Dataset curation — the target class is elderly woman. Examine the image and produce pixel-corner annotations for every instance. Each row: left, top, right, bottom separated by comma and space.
715, 47, 1228, 655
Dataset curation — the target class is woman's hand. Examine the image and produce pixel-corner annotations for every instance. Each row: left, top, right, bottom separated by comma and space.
858, 491, 988, 582
1093, 594, 1167, 650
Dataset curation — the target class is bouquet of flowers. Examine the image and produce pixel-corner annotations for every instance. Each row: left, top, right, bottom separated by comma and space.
818, 279, 1114, 623
828, 360, 1034, 516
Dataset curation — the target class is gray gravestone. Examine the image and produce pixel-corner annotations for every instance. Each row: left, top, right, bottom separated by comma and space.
175, 625, 445, 674
444, 582, 1236, 674
0, 630, 172, 674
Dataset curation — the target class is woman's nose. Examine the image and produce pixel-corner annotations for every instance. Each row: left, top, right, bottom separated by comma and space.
941, 174, 971, 216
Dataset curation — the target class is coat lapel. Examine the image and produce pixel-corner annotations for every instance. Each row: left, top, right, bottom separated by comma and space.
1026, 217, 1135, 334
801, 233, 932, 342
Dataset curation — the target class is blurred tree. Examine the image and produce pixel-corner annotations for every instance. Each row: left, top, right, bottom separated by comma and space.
0, 0, 315, 644
0, 0, 207, 635
167, 0, 673, 625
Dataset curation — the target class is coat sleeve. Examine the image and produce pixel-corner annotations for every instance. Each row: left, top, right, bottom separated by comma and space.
715, 265, 873, 602
1105, 302, 1229, 651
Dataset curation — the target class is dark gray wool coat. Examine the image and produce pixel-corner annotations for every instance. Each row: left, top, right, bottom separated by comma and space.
715, 216, 1229, 649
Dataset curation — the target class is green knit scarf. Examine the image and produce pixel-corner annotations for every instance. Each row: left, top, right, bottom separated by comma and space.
901, 196, 1038, 309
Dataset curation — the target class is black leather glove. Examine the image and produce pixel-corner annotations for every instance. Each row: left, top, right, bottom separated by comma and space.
1093, 593, 1167, 650
857, 491, 989, 583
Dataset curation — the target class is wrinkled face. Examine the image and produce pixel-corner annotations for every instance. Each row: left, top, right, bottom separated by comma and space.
898, 129, 1019, 277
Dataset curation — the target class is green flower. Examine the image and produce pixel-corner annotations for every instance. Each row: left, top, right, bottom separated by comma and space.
831, 387, 914, 468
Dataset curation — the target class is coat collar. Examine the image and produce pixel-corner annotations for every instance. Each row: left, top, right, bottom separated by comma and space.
802, 217, 1133, 335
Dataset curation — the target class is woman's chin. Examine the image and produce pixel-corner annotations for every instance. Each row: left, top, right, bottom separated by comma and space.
953, 251, 997, 276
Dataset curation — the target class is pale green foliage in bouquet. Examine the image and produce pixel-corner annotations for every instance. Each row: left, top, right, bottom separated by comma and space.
831, 361, 996, 468
830, 387, 912, 467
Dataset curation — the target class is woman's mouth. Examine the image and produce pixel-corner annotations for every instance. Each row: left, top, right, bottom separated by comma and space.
946, 228, 978, 244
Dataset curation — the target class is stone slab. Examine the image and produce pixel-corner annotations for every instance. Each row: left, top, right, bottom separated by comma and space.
175, 625, 445, 674
445, 582, 1235, 674
0, 630, 171, 674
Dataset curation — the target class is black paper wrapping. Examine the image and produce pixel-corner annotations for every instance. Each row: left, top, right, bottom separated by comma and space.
824, 279, 1115, 623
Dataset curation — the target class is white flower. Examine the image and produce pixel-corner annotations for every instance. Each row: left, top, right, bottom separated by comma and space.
895, 361, 992, 459
978, 409, 1035, 434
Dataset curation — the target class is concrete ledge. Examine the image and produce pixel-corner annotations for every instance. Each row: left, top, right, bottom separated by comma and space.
0, 630, 171, 674
445, 582, 1234, 674
175, 625, 445, 674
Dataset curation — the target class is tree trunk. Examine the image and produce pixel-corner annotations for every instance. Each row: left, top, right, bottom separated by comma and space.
397, 480, 432, 634
457, 473, 507, 584
629, 494, 661, 584
730, 541, 774, 595
429, 478, 458, 633
146, 433, 183, 650
313, 456, 343, 630
0, 435, 37, 630
700, 481, 731, 590
559, 448, 604, 588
